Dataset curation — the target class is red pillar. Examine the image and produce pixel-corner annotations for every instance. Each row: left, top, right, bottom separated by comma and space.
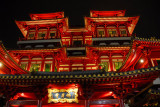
52, 59, 55, 72
70, 33, 73, 46
41, 58, 44, 72
69, 61, 72, 72
46, 27, 50, 39
35, 25, 39, 40
116, 24, 120, 37
56, 28, 59, 39
83, 61, 86, 71
105, 24, 108, 37
83, 32, 85, 46
109, 52, 113, 71
95, 24, 97, 37
26, 26, 29, 40
27, 56, 31, 71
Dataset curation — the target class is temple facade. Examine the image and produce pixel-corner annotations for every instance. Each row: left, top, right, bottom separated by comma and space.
0, 10, 160, 107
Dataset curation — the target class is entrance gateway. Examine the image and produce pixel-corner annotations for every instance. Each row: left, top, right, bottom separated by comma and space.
8, 84, 123, 107
0, 10, 160, 107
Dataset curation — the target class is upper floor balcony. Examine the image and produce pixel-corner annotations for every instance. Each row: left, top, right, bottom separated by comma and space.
92, 36, 132, 46
17, 37, 61, 49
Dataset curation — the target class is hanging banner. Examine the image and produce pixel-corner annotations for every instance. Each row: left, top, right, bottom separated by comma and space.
48, 88, 78, 103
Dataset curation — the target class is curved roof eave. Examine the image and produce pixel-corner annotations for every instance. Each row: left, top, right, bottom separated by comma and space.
0, 41, 28, 74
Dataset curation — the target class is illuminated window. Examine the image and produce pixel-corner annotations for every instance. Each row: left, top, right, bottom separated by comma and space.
121, 30, 126, 34
114, 62, 122, 70
45, 63, 51, 72
120, 29, 127, 36
38, 32, 46, 39
28, 33, 35, 39
99, 31, 105, 37
100, 62, 109, 72
97, 29, 105, 37
30, 64, 40, 72
21, 64, 27, 70
50, 33, 55, 37
108, 29, 117, 37
49, 31, 56, 38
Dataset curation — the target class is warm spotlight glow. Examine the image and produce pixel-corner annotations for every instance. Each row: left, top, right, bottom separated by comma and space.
109, 91, 113, 94
102, 91, 113, 97
140, 59, 144, 63
21, 93, 24, 96
0, 62, 2, 67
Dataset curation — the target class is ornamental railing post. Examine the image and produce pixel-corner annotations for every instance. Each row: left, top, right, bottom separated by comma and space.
37, 100, 42, 107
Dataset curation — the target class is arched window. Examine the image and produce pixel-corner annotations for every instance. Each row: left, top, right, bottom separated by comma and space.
112, 54, 123, 71
119, 26, 128, 37
97, 27, 105, 37
107, 26, 118, 37
30, 57, 42, 72
27, 29, 36, 40
20, 57, 29, 70
49, 28, 57, 39
37, 29, 47, 39
100, 56, 109, 72
44, 57, 53, 72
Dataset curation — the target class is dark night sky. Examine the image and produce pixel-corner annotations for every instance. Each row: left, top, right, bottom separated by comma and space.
0, 0, 159, 49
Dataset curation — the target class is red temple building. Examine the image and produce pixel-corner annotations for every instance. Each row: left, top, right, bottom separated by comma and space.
0, 10, 160, 107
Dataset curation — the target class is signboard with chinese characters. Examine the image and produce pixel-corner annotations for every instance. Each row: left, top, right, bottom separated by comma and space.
48, 88, 78, 103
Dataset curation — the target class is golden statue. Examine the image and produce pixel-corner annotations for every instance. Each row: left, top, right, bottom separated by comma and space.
66, 92, 71, 98
61, 93, 65, 98
55, 93, 59, 98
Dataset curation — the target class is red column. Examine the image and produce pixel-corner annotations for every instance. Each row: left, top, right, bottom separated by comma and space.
46, 27, 50, 39
109, 52, 113, 71
56, 60, 60, 72
95, 24, 97, 37
52, 59, 55, 72
56, 26, 58, 39
26, 26, 29, 40
35, 25, 39, 40
83, 33, 85, 46
27, 56, 31, 71
83, 61, 86, 71
70, 34, 73, 46
69, 61, 72, 72
105, 24, 108, 37
41, 58, 44, 72
116, 24, 120, 37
